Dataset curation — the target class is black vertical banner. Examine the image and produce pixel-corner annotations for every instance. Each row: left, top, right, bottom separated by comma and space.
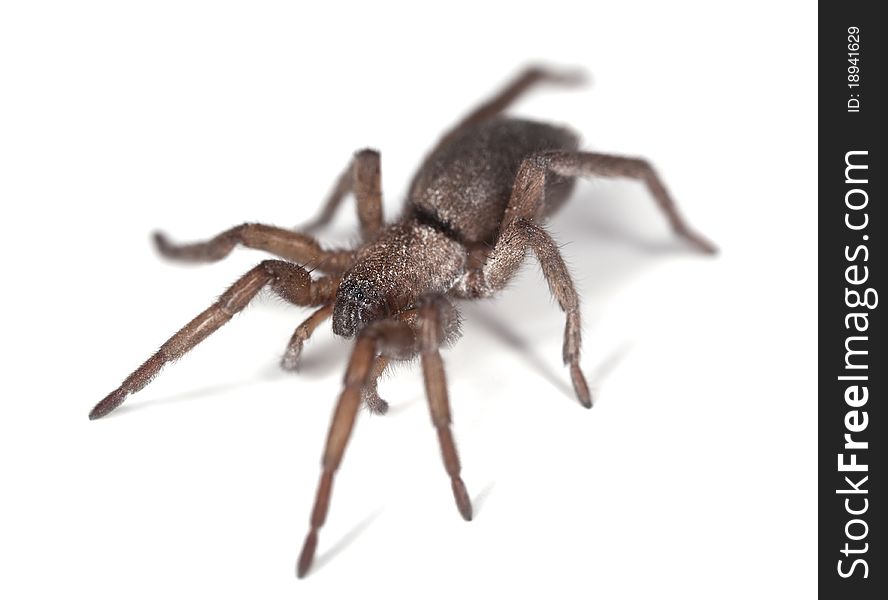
819, 3, 885, 597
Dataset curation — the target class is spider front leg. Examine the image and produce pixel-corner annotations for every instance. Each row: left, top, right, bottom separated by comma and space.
298, 149, 384, 241
280, 304, 335, 370
154, 223, 356, 274
417, 297, 472, 521
280, 304, 391, 414
297, 300, 468, 577
297, 318, 415, 578
88, 261, 337, 420
361, 355, 390, 415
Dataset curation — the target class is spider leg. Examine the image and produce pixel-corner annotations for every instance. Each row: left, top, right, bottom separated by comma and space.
455, 217, 592, 409
361, 355, 390, 415
297, 319, 415, 578
532, 151, 718, 254
298, 149, 384, 241
88, 261, 338, 420
280, 304, 335, 371
456, 149, 715, 407
280, 305, 391, 414
417, 297, 472, 521
281, 302, 389, 415
439, 65, 585, 146
154, 223, 355, 274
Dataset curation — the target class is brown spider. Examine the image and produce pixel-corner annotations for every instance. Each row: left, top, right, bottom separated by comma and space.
88, 66, 716, 577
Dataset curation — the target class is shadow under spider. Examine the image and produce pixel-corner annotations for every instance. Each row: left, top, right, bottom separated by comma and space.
463, 303, 634, 406
108, 363, 289, 418
463, 304, 576, 400
310, 509, 384, 575
287, 336, 348, 377
309, 480, 497, 574
472, 481, 496, 518
589, 342, 634, 389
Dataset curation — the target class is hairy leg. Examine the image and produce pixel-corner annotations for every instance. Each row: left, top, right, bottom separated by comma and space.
280, 305, 390, 415
417, 297, 472, 520
154, 223, 355, 274
297, 319, 415, 578
89, 261, 337, 420
456, 219, 591, 409
361, 355, 390, 415
299, 149, 384, 240
280, 304, 335, 371
458, 149, 715, 407
296, 300, 466, 577
439, 65, 585, 146
522, 151, 718, 254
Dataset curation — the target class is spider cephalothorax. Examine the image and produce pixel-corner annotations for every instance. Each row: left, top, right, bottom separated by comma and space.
332, 220, 466, 337
89, 66, 716, 578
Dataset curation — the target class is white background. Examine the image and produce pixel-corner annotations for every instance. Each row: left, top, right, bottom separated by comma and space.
0, 1, 816, 598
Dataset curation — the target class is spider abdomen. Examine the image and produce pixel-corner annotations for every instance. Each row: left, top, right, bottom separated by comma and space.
408, 118, 579, 243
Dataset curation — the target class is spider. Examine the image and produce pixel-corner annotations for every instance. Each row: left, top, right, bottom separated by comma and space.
88, 66, 716, 578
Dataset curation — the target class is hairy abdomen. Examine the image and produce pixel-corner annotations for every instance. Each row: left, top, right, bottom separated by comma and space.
408, 118, 579, 243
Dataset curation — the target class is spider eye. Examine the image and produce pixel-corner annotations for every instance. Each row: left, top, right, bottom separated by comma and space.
332, 279, 380, 337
